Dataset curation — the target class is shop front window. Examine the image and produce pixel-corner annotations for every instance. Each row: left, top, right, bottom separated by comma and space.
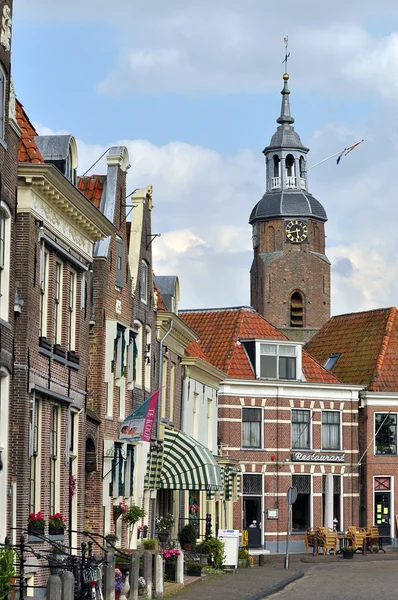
291, 475, 311, 531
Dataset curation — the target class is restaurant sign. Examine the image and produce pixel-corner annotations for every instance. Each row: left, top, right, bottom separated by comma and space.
291, 452, 345, 463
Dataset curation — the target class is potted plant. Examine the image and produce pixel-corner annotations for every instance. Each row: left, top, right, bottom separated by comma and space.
162, 548, 181, 581
156, 513, 175, 545
185, 561, 204, 577
49, 513, 66, 536
105, 533, 119, 549
142, 538, 157, 551
202, 537, 225, 569
341, 546, 355, 559
179, 524, 197, 552
28, 512, 46, 536
115, 569, 123, 600
238, 548, 249, 568
138, 576, 146, 597
113, 501, 128, 523
122, 505, 146, 546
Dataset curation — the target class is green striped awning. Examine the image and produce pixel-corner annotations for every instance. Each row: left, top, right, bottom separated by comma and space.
144, 444, 164, 489
160, 430, 223, 491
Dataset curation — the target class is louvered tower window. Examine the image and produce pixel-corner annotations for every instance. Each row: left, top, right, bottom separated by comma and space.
290, 291, 304, 327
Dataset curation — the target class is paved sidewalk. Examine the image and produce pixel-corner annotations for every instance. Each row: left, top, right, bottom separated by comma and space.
164, 562, 305, 600
166, 551, 398, 600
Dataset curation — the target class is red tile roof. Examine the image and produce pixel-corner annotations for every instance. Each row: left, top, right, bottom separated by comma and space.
185, 341, 217, 368
180, 307, 339, 383
153, 281, 167, 312
77, 175, 106, 209
16, 99, 44, 164
305, 308, 398, 391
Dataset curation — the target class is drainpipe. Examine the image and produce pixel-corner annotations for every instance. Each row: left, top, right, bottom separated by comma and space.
179, 366, 189, 530
152, 320, 174, 535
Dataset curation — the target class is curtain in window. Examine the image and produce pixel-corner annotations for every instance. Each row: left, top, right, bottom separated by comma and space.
322, 412, 340, 450
292, 410, 310, 449
242, 408, 261, 448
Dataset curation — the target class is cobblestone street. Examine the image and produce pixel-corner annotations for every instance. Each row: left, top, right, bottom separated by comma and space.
271, 561, 398, 600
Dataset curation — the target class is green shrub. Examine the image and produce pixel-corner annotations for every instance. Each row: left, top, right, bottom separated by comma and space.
186, 561, 204, 573
122, 505, 146, 527
142, 538, 157, 551
0, 544, 15, 600
238, 548, 249, 559
202, 537, 225, 569
179, 524, 197, 545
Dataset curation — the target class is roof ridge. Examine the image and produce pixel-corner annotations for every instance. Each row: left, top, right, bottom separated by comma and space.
369, 307, 397, 391
330, 307, 394, 320
180, 306, 253, 314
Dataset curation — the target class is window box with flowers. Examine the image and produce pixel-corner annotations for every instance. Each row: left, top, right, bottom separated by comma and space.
28, 512, 46, 542
49, 513, 66, 538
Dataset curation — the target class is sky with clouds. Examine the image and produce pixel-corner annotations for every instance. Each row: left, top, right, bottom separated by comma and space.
10, 0, 398, 315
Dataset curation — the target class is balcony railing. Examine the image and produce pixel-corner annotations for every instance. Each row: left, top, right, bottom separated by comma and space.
271, 177, 281, 189
286, 176, 297, 189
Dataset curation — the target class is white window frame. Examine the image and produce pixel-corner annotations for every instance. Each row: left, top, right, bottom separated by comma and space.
68, 268, 77, 352
29, 398, 42, 513
49, 404, 61, 515
291, 473, 313, 531
134, 321, 143, 388
144, 325, 151, 390
0, 203, 11, 322
374, 412, 398, 456
0, 371, 9, 541
291, 408, 312, 450
241, 406, 263, 449
161, 357, 168, 420
54, 261, 63, 346
115, 326, 125, 379
255, 340, 302, 380
140, 260, 148, 304
0, 64, 5, 140
373, 475, 394, 537
321, 410, 342, 451
127, 331, 136, 384
40, 248, 49, 338
169, 363, 175, 423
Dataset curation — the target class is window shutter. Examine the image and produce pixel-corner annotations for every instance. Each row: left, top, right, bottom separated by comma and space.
115, 238, 125, 288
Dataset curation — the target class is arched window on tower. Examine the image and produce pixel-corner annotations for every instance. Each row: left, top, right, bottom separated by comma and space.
299, 156, 306, 190
285, 154, 295, 188
272, 155, 280, 189
290, 291, 304, 328
268, 226, 276, 252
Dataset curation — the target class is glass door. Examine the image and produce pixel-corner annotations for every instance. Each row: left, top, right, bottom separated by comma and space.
374, 477, 391, 538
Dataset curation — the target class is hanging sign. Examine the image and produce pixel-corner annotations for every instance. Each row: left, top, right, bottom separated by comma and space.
291, 452, 345, 463
119, 389, 160, 442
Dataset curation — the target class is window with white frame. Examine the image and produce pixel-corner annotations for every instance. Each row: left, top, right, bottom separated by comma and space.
161, 358, 168, 420
39, 249, 49, 338
134, 322, 143, 388
322, 411, 341, 451
292, 475, 311, 531
54, 261, 63, 345
127, 331, 137, 384
29, 399, 41, 513
49, 405, 60, 515
291, 409, 311, 449
115, 326, 126, 379
169, 363, 175, 423
259, 343, 297, 380
0, 64, 5, 139
67, 269, 77, 351
242, 408, 262, 448
375, 413, 397, 455
140, 260, 148, 304
144, 325, 151, 389
0, 204, 11, 322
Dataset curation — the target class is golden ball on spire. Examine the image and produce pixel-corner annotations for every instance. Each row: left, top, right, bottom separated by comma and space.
283, 73, 289, 80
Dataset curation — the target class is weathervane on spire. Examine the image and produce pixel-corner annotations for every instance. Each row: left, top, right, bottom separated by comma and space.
282, 36, 290, 76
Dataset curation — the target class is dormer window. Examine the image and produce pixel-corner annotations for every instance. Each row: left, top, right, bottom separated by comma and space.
324, 353, 340, 371
257, 342, 300, 380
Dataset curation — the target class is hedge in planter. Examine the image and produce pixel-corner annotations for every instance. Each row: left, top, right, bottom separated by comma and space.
186, 561, 204, 576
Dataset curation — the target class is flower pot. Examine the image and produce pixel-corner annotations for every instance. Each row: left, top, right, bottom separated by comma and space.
183, 542, 192, 552
158, 531, 169, 545
115, 592, 121, 600
186, 569, 202, 577
49, 525, 65, 536
28, 525, 44, 537
164, 561, 176, 581
342, 551, 354, 560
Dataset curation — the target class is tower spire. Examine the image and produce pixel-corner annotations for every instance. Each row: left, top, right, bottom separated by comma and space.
277, 36, 294, 125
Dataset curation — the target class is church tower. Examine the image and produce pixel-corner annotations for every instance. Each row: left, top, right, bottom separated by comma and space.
250, 67, 330, 342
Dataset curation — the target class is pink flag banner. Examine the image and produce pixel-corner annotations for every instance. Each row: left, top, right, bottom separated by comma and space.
119, 389, 160, 442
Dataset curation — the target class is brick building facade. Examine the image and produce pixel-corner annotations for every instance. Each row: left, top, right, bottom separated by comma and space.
0, 0, 19, 544
306, 307, 398, 542
182, 306, 362, 551
12, 102, 113, 587
249, 71, 330, 342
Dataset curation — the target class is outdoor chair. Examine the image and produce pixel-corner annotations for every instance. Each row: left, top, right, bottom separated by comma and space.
366, 526, 379, 553
347, 526, 367, 552
316, 527, 337, 555
304, 528, 316, 554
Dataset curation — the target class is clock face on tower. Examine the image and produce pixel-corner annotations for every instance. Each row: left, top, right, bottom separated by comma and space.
286, 220, 308, 243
